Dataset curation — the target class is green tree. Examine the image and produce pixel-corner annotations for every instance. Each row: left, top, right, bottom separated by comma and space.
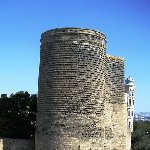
0, 91, 37, 139
132, 120, 150, 150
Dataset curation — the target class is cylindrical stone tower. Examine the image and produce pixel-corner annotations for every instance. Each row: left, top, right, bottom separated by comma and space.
36, 28, 107, 150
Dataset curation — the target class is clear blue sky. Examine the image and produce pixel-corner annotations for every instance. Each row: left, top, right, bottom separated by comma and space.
0, 0, 150, 112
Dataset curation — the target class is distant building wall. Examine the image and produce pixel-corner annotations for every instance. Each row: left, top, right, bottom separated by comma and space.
0, 138, 34, 150
125, 76, 135, 132
126, 129, 131, 150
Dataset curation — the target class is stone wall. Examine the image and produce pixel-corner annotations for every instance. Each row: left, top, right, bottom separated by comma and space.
36, 27, 131, 150
0, 138, 34, 150
36, 28, 108, 150
105, 55, 130, 150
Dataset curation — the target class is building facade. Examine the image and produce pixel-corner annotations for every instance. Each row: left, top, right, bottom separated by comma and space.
125, 76, 135, 132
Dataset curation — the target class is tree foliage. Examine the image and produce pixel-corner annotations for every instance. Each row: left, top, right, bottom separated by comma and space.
0, 91, 37, 139
132, 120, 150, 150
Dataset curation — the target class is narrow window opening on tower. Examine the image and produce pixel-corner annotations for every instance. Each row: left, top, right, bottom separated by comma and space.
132, 100, 134, 105
131, 111, 134, 116
129, 122, 131, 128
128, 111, 130, 116
129, 99, 131, 106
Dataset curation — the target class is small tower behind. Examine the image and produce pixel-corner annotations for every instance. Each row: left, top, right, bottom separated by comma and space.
125, 76, 135, 132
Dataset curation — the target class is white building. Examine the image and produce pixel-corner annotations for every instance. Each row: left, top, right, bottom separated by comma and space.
125, 76, 135, 132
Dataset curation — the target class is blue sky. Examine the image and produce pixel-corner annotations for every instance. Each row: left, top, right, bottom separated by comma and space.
0, 0, 150, 112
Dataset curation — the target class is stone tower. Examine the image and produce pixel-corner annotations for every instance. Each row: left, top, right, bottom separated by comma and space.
36, 28, 130, 150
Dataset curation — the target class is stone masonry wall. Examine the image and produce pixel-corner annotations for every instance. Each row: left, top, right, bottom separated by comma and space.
0, 138, 34, 150
36, 28, 130, 150
36, 28, 108, 150
106, 55, 130, 150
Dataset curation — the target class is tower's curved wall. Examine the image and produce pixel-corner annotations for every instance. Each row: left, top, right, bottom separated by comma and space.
35, 28, 107, 150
